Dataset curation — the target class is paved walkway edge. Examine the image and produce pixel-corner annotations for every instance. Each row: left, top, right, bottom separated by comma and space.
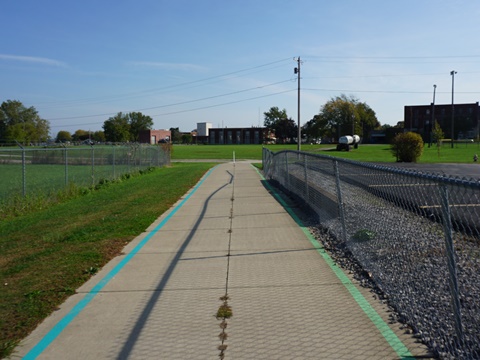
253, 165, 414, 359
21, 166, 218, 360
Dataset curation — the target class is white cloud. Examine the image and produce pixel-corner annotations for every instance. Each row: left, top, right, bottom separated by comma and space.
0, 54, 67, 68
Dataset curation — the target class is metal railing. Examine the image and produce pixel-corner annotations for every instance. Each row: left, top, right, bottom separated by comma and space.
263, 148, 480, 360
0, 144, 170, 203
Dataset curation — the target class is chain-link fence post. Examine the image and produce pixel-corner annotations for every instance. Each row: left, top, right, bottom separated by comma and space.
285, 152, 290, 190
263, 147, 270, 179
440, 183, 464, 343
20, 143, 26, 197
304, 153, 309, 201
128, 145, 131, 173
262, 148, 266, 175
333, 160, 348, 243
262, 147, 265, 171
112, 145, 116, 179
64, 145, 68, 186
91, 145, 95, 187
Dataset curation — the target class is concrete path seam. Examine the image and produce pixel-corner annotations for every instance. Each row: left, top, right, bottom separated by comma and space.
217, 163, 235, 359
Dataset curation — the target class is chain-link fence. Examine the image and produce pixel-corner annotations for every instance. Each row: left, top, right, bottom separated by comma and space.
263, 148, 480, 360
0, 144, 170, 203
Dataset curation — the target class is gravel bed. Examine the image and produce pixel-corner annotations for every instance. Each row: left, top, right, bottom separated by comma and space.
270, 162, 480, 360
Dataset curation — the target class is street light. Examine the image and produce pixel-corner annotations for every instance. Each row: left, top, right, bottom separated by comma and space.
451, 70, 457, 148
430, 84, 436, 147
294, 57, 301, 151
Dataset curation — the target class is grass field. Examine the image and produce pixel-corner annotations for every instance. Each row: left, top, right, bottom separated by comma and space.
0, 144, 166, 205
0, 163, 216, 358
171, 143, 327, 160
3, 143, 477, 202
171, 142, 480, 163
318, 142, 480, 163
0, 163, 133, 200
2, 141, 480, 357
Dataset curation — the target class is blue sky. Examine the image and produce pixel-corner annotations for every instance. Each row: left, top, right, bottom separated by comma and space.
1, 0, 480, 136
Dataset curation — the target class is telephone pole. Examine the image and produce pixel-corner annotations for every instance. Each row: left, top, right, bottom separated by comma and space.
450, 70, 457, 148
294, 57, 301, 151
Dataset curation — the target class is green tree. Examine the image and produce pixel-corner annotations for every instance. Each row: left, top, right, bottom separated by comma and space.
128, 112, 153, 142
72, 129, 90, 142
391, 132, 424, 162
355, 101, 380, 140
264, 106, 287, 129
0, 100, 50, 144
431, 120, 445, 156
103, 113, 130, 142
275, 118, 297, 143
56, 130, 72, 143
263, 106, 297, 143
308, 94, 379, 142
92, 131, 105, 142
169, 127, 182, 143
302, 118, 322, 143
181, 133, 193, 144
102, 112, 153, 142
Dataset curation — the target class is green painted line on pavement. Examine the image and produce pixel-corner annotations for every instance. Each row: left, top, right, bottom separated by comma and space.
253, 165, 414, 359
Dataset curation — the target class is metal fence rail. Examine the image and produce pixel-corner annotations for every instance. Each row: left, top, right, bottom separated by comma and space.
263, 148, 480, 360
0, 144, 170, 203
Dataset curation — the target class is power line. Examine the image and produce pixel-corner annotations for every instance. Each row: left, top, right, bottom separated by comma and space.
303, 88, 480, 94
150, 89, 296, 117
49, 88, 296, 129
36, 58, 293, 108
129, 80, 293, 112
306, 55, 480, 60
47, 79, 293, 121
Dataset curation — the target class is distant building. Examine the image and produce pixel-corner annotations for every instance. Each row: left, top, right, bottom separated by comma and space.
197, 122, 212, 137
368, 130, 386, 144
208, 127, 269, 145
138, 129, 171, 144
196, 122, 212, 143
404, 102, 480, 141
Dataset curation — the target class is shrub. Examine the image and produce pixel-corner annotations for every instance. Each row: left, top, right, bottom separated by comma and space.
391, 132, 424, 162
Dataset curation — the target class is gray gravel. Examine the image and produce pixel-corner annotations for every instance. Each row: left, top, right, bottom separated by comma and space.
270, 160, 480, 360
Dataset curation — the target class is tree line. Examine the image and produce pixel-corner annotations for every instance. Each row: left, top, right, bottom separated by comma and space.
2, 94, 401, 145
0, 100, 50, 144
263, 94, 397, 144
58, 112, 155, 143
0, 100, 154, 144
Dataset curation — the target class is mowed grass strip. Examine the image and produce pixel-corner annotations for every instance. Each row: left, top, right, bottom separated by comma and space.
0, 162, 215, 358
318, 142, 480, 163
170, 143, 330, 160
171, 143, 480, 163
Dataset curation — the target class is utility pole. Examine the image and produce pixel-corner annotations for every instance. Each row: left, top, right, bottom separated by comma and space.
430, 84, 436, 148
294, 57, 301, 151
451, 71, 457, 149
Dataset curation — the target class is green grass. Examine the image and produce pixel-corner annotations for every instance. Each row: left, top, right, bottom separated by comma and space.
171, 142, 480, 163
317, 142, 480, 163
0, 163, 132, 200
0, 162, 215, 358
0, 144, 166, 205
171, 143, 327, 160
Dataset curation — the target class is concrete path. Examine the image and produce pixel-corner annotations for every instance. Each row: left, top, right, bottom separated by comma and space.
13, 162, 430, 359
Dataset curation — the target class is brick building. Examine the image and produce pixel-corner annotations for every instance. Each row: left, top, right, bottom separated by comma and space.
404, 102, 480, 141
138, 129, 171, 144
208, 127, 270, 145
